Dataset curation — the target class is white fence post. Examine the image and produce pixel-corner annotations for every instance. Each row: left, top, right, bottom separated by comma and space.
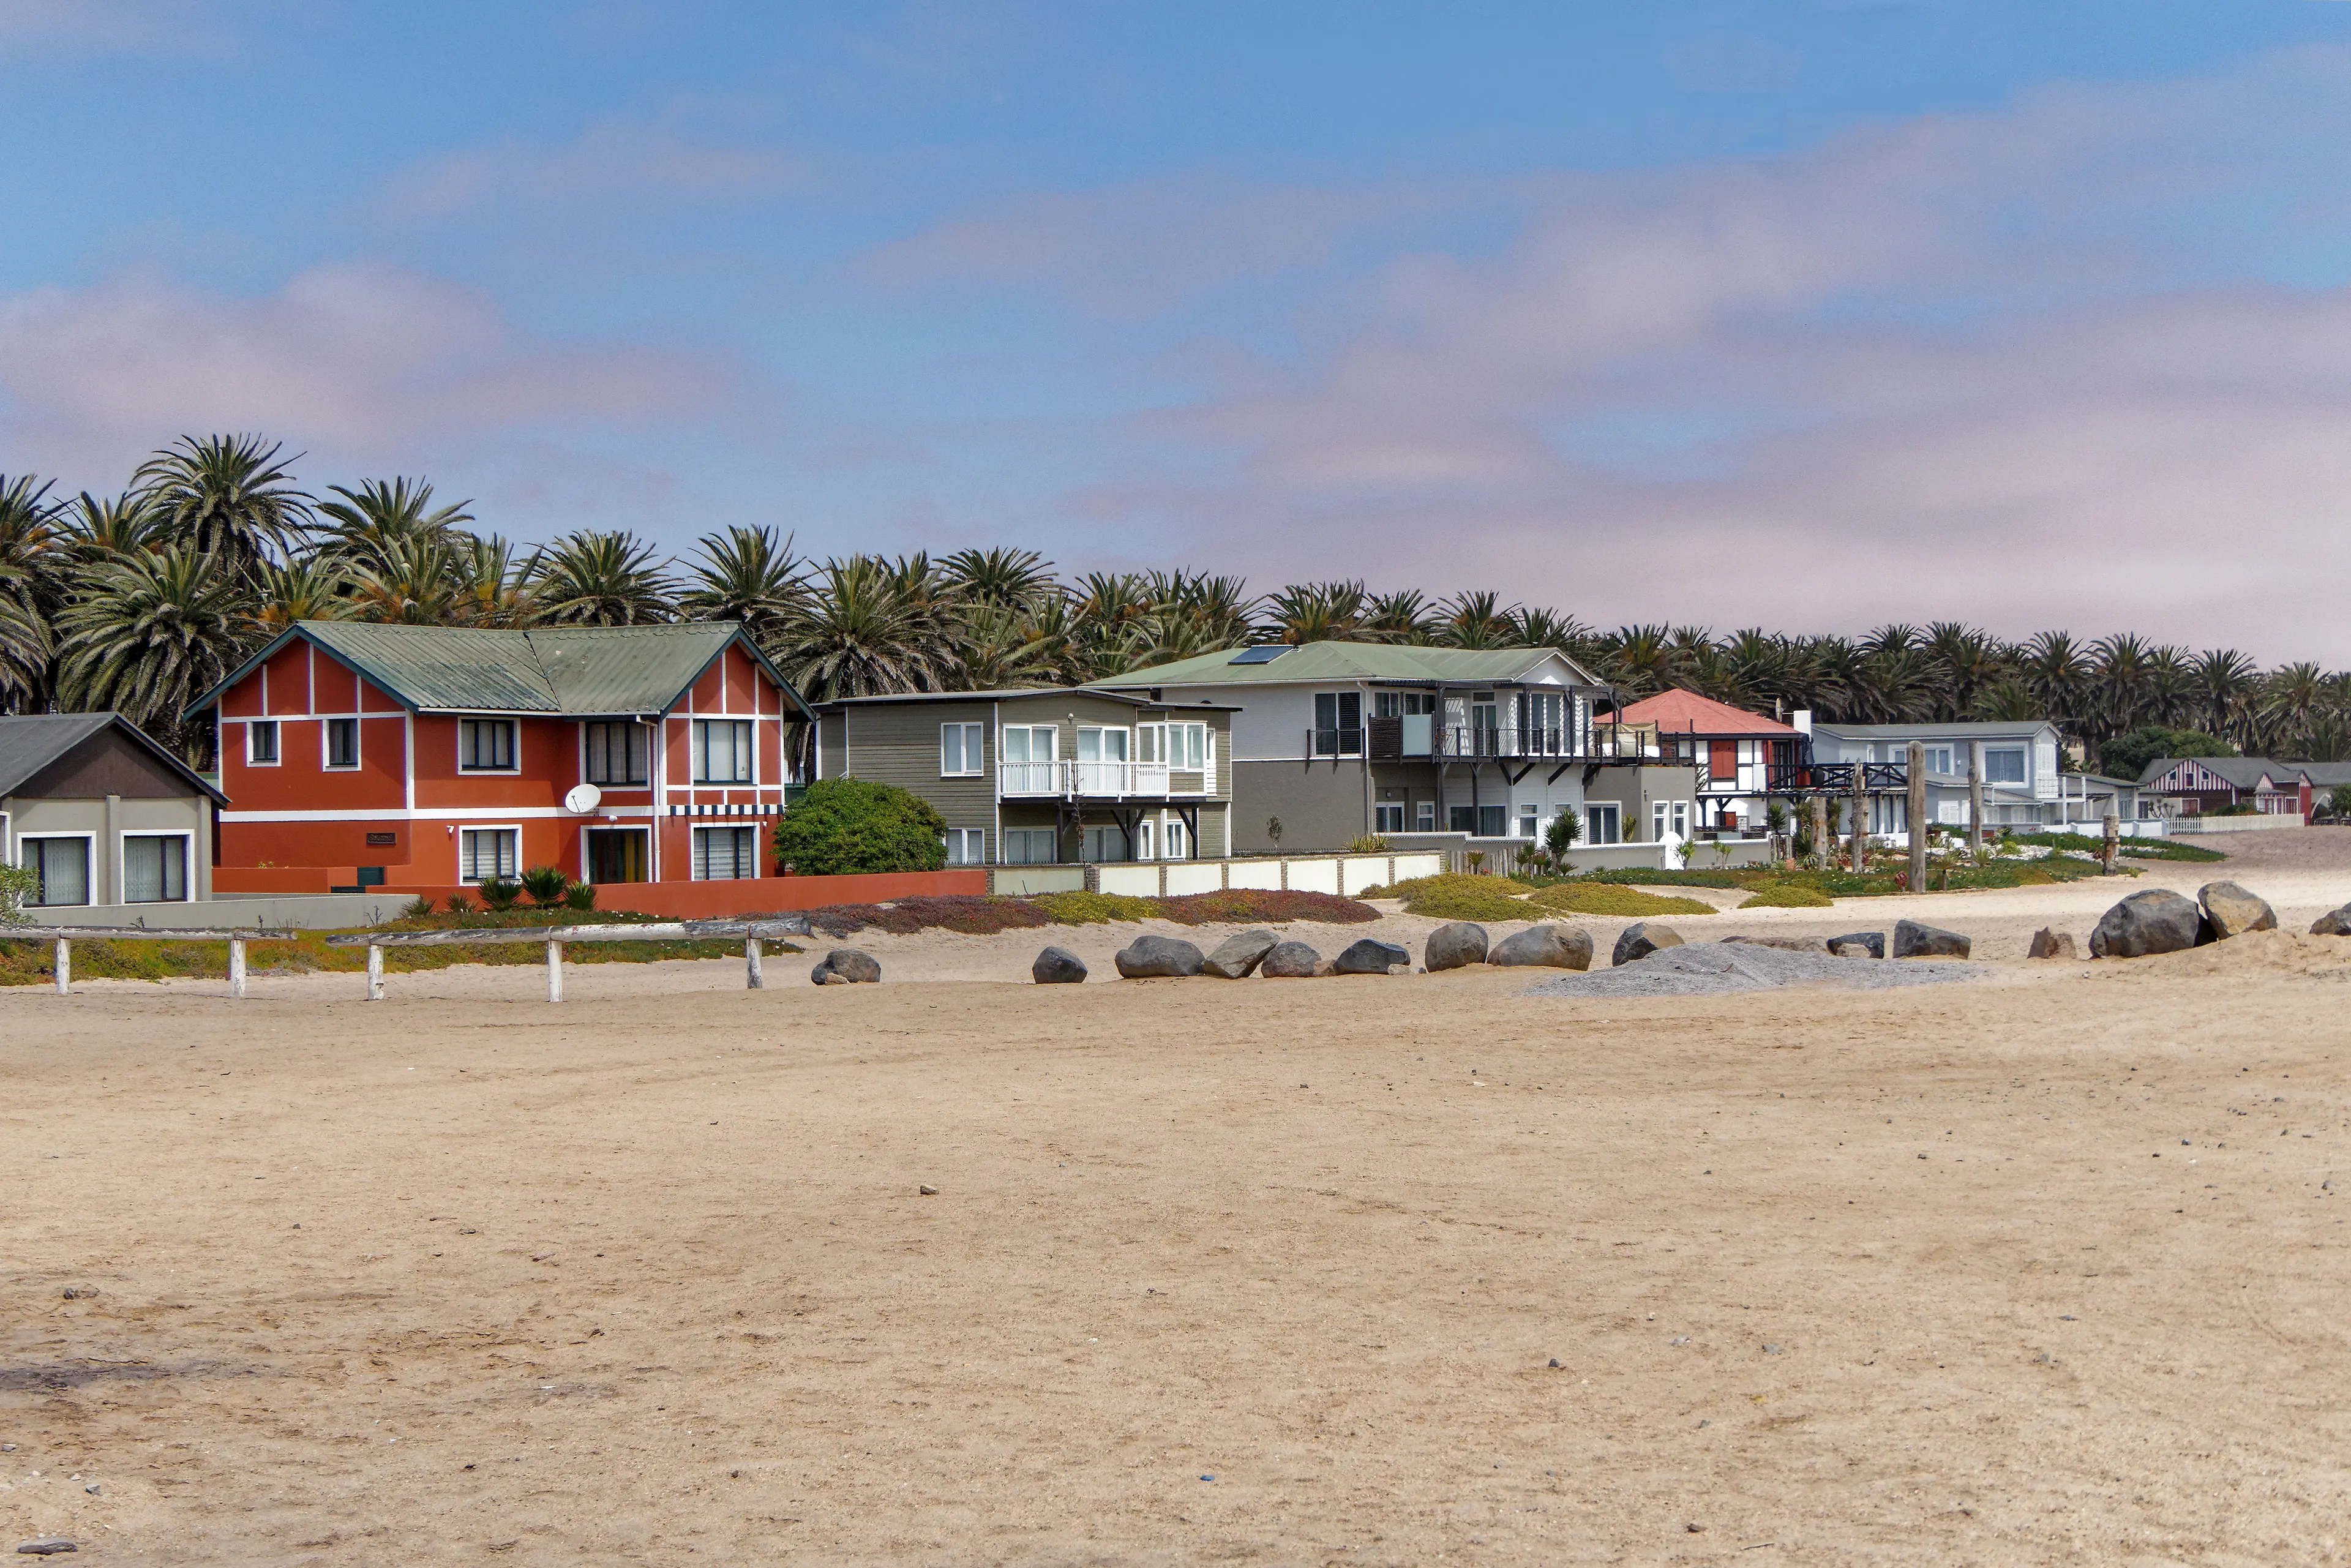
746, 937, 763, 989
546, 939, 564, 1003
228, 939, 247, 999
366, 943, 385, 1001
53, 938, 69, 996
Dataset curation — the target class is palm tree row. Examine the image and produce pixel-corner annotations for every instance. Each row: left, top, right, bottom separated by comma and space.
2, 433, 2345, 768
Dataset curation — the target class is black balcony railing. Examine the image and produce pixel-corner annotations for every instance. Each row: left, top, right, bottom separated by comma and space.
1769, 760, 1908, 793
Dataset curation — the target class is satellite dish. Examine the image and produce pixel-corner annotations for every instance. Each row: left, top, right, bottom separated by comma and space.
564, 783, 602, 814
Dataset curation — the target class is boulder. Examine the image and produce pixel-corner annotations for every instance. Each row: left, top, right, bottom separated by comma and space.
811, 948, 881, 985
1260, 940, 1321, 977
1892, 920, 1970, 960
1613, 922, 1684, 967
1032, 945, 1087, 984
2197, 880, 2276, 940
1333, 938, 1410, 975
1488, 924, 1592, 970
2027, 928, 2078, 961
1201, 929, 1280, 979
1720, 934, 1817, 952
2311, 904, 2351, 937
1114, 934, 1205, 979
1825, 930, 1884, 959
1424, 921, 1490, 972
2089, 889, 2203, 959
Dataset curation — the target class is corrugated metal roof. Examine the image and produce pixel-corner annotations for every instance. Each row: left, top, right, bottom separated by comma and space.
1111, 640, 1602, 687
0, 712, 227, 802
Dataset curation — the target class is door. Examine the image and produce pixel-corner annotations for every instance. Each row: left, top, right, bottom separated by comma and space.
1000, 725, 1058, 795
1075, 727, 1129, 794
586, 827, 649, 883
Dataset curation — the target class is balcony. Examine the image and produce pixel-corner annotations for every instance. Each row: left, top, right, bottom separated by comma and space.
999, 760, 1209, 800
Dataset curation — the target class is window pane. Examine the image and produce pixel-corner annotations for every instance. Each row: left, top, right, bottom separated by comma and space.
26, 839, 89, 906
1315, 693, 1337, 729
124, 836, 163, 902
249, 722, 278, 763
942, 725, 964, 773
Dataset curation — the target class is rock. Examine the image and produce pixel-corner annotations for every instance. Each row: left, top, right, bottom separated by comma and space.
1201, 929, 1279, 979
2027, 927, 2079, 961
2311, 903, 2351, 937
2089, 890, 2203, 959
14, 1544, 76, 1558
1260, 941, 1320, 977
1031, 945, 1087, 984
1114, 934, 1205, 978
1333, 938, 1410, 975
1892, 920, 1970, 959
1423, 921, 1490, 972
1613, 922, 1684, 967
918, 1184, 939, 1196
810, 948, 881, 985
1719, 934, 1817, 952
1824, 931, 1884, 959
2198, 880, 2276, 940
1488, 924, 1592, 970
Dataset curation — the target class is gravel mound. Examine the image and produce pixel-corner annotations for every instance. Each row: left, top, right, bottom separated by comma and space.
1529, 940, 1983, 998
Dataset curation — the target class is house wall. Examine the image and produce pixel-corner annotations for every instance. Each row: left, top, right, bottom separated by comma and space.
4, 791, 212, 907
1581, 765, 1700, 842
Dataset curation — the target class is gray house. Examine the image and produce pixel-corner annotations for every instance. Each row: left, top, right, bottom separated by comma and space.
1805, 718, 2063, 835
814, 688, 1235, 865
3, 713, 227, 910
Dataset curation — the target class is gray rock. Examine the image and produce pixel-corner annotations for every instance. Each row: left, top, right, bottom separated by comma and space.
1825, 930, 1884, 959
15, 1544, 77, 1558
1720, 934, 1817, 952
1613, 922, 1684, 967
2310, 903, 2351, 937
2027, 927, 2079, 961
1031, 945, 1087, 984
1114, 934, 1205, 978
2198, 880, 2276, 940
2090, 889, 2203, 958
1423, 921, 1490, 972
1333, 938, 1410, 975
810, 947, 880, 985
1488, 924, 1592, 970
1201, 929, 1279, 979
1260, 940, 1321, 977
1892, 920, 1970, 959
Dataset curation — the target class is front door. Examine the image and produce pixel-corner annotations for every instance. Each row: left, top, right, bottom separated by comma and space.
585, 827, 649, 883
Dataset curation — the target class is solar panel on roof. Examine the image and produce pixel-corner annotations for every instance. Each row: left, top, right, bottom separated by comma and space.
1228, 645, 1291, 664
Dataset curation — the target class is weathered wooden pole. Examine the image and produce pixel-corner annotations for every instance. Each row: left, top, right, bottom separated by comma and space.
746, 937, 764, 989
1968, 740, 1986, 851
53, 938, 69, 996
228, 939, 248, 999
1908, 741, 1929, 891
1849, 762, 1868, 873
1810, 794, 1829, 871
366, 943, 385, 1001
546, 939, 564, 1003
2102, 808, 2119, 874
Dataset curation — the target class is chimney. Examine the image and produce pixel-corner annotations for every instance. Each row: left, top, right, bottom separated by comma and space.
1791, 710, 1813, 735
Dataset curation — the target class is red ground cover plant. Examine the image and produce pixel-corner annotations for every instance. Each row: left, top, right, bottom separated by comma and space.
1153, 890, 1379, 925
803, 896, 1053, 938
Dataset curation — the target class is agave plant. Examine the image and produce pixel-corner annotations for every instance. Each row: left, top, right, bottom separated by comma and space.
519, 865, 571, 906
133, 433, 313, 569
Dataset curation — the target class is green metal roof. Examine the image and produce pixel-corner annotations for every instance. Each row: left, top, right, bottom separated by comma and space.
1109, 640, 1603, 688
187, 621, 811, 719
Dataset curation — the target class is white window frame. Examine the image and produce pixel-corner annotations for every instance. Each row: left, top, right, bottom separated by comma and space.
582, 721, 649, 787
1164, 814, 1188, 860
1074, 726, 1131, 762
246, 719, 281, 767
692, 823, 762, 881
18, 831, 97, 907
322, 716, 361, 771
1168, 721, 1209, 773
458, 825, 522, 883
1373, 802, 1406, 834
940, 722, 984, 778
943, 827, 984, 865
119, 829, 195, 904
1984, 746, 2027, 786
693, 719, 755, 786
1415, 800, 1436, 832
458, 719, 519, 775
1585, 803, 1621, 845
1001, 827, 1057, 865
1136, 819, 1157, 860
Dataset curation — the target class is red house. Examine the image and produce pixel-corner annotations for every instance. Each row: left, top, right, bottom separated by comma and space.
1610, 688, 1801, 835
190, 621, 812, 899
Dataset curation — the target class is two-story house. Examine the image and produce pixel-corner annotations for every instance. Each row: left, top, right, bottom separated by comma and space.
1610, 688, 1802, 838
812, 688, 1234, 865
189, 620, 812, 894
1805, 718, 2064, 837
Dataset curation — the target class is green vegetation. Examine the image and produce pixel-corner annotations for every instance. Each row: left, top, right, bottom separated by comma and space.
1738, 882, 1835, 909
772, 777, 946, 876
1367, 872, 1538, 921
2012, 831, 2225, 863
1029, 891, 1161, 925
520, 864, 571, 906
1155, 890, 1376, 925
0, 863, 38, 923
806, 887, 1378, 936
2098, 725, 2233, 781
1529, 882, 1715, 917
807, 895, 1053, 936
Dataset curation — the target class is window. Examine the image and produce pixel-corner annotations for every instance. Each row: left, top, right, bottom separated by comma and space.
1586, 803, 1621, 845
1523, 691, 1566, 752
1984, 747, 2027, 784
1373, 692, 1436, 718
1143, 721, 1209, 771
693, 825, 760, 880
1002, 725, 1056, 763
1449, 805, 1475, 833
1518, 806, 1539, 839
459, 828, 519, 882
1924, 746, 1954, 775
1076, 727, 1129, 762
247, 721, 279, 765
19, 837, 89, 906
1313, 692, 1362, 756
1164, 817, 1188, 860
584, 722, 648, 786
1374, 803, 1406, 834
1136, 819, 1157, 860
1415, 800, 1436, 832
940, 722, 984, 777
122, 834, 187, 902
1081, 824, 1128, 861
943, 827, 984, 865
1002, 827, 1057, 865
1478, 805, 1507, 838
1651, 800, 1689, 842
324, 717, 359, 770
694, 719, 754, 784
460, 719, 517, 772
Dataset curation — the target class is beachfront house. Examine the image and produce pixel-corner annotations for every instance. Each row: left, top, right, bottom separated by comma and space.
1805, 718, 2064, 838
2, 712, 228, 911
812, 688, 1234, 865
1098, 642, 1701, 857
187, 620, 812, 895
1609, 688, 1802, 840
2137, 757, 2311, 820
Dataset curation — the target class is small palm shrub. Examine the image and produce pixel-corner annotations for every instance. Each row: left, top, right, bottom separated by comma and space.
520, 865, 571, 906
563, 882, 598, 911
400, 896, 437, 919
443, 893, 475, 914
478, 879, 522, 912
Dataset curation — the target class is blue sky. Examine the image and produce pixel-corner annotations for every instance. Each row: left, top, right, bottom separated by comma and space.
6, 1, 2351, 657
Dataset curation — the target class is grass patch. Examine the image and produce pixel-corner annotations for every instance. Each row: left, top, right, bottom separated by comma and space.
1029, 891, 1162, 926
1738, 882, 1835, 909
1359, 872, 1535, 901
2014, 831, 2225, 863
1155, 890, 1378, 925
1571, 868, 1748, 889
1529, 883, 1716, 917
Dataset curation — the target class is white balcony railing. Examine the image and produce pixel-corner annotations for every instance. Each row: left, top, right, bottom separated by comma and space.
999, 760, 1201, 799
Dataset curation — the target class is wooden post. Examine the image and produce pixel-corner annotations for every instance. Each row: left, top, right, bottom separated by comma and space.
1849, 763, 1867, 874
1810, 795, 1829, 871
2102, 809, 2119, 874
366, 943, 385, 1001
546, 939, 564, 1003
228, 939, 247, 1000
746, 937, 764, 990
53, 937, 69, 996
1907, 741, 1928, 892
1968, 741, 1985, 851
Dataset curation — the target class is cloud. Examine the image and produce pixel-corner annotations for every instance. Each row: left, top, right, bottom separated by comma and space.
0, 262, 733, 482
375, 119, 805, 225
0, 0, 220, 55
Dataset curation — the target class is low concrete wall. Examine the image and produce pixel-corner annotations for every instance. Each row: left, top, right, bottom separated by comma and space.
997, 850, 1442, 900
990, 866, 1087, 896
6, 893, 405, 931
2169, 814, 2308, 835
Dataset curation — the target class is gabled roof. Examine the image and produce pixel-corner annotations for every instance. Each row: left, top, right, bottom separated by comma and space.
820, 686, 1240, 711
1108, 640, 1605, 688
2138, 756, 2294, 790
1810, 719, 2059, 741
2288, 762, 2351, 789
1611, 688, 1795, 737
0, 712, 227, 804
187, 621, 811, 721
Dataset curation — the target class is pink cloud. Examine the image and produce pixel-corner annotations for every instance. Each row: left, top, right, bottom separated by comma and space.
375, 119, 806, 225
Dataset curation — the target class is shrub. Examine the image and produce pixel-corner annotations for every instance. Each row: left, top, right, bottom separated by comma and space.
400, 896, 437, 919
520, 865, 571, 906
563, 882, 598, 911
1531, 883, 1715, 917
1032, 890, 1160, 925
443, 893, 475, 914
1155, 890, 1378, 925
1348, 835, 1393, 853
2210, 802, 2255, 817
2331, 784, 2351, 819
478, 879, 522, 912
2099, 726, 2234, 781
804, 895, 1050, 937
1376, 873, 1535, 901
773, 778, 948, 876
1382, 873, 1537, 921
0, 863, 37, 924
1738, 882, 1834, 909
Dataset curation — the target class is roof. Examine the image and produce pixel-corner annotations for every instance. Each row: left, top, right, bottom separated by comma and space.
0, 712, 227, 804
1810, 719, 2058, 740
187, 621, 811, 721
1108, 640, 1605, 689
2138, 756, 2296, 790
1611, 688, 1795, 737
821, 686, 1241, 711
2289, 762, 2351, 788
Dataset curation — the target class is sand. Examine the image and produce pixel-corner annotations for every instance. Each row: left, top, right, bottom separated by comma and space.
6, 839, 2351, 1563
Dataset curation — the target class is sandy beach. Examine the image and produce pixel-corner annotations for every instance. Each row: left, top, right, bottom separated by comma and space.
5, 832, 2351, 1564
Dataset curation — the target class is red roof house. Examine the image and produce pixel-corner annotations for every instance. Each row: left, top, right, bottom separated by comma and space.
1611, 688, 1800, 825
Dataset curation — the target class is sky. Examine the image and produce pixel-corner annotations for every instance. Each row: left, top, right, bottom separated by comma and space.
5, 1, 2351, 660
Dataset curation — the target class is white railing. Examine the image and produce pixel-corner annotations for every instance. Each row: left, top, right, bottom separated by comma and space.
998, 760, 1205, 798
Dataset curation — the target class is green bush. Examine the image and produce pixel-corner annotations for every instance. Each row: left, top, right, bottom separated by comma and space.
1738, 882, 1834, 909
478, 878, 522, 912
563, 882, 599, 910
2099, 726, 2234, 780
0, 864, 41, 923
773, 778, 948, 876
1032, 890, 1160, 925
1531, 883, 1715, 917
520, 865, 571, 906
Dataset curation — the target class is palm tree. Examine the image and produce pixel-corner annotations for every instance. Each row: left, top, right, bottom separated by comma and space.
57, 490, 160, 563
315, 478, 473, 573
346, 535, 462, 625
2262, 661, 2328, 756
451, 535, 542, 628
773, 555, 953, 700
2022, 631, 2093, 728
133, 434, 312, 569
1512, 606, 1591, 655
2091, 634, 2154, 743
535, 530, 675, 625
942, 547, 1057, 610
2143, 645, 2195, 730
55, 546, 252, 761
1362, 588, 1430, 643
1147, 571, 1258, 653
0, 475, 62, 711
1599, 625, 1679, 696
678, 525, 806, 647
1264, 580, 1367, 645
954, 603, 1057, 689
1434, 590, 1516, 649
251, 555, 353, 634
2194, 648, 2259, 743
